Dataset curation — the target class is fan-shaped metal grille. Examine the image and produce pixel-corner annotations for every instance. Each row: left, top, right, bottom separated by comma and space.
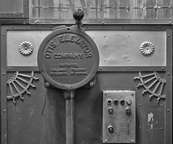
134, 72, 166, 103
7, 71, 39, 104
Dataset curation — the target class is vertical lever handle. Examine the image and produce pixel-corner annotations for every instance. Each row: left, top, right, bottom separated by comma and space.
65, 91, 75, 144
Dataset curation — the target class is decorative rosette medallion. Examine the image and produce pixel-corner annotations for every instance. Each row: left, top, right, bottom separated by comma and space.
19, 41, 33, 56
139, 41, 155, 56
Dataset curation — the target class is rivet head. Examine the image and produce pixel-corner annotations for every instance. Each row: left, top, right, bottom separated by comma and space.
44, 82, 50, 88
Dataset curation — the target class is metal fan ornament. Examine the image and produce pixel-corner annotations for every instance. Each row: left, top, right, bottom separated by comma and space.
134, 72, 166, 103
7, 71, 39, 104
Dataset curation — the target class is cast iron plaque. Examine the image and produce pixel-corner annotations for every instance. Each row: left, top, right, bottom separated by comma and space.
38, 27, 99, 90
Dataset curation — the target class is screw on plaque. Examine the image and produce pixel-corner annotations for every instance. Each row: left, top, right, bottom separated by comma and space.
73, 8, 84, 28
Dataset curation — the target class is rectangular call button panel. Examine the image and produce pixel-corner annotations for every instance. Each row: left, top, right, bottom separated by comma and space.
102, 90, 136, 143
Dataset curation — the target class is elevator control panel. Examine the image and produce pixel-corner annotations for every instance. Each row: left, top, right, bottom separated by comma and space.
102, 90, 136, 143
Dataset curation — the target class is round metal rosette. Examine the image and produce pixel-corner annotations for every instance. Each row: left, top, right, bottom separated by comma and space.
19, 41, 33, 56
139, 41, 155, 56
38, 26, 99, 90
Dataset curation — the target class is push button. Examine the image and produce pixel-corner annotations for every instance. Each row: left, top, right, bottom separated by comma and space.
108, 125, 114, 134
114, 99, 119, 105
126, 99, 132, 105
125, 106, 131, 116
108, 107, 114, 114
107, 99, 112, 105
120, 99, 125, 105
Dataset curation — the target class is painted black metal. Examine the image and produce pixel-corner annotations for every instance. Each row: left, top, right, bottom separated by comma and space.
0, 24, 172, 144
6, 66, 167, 72
0, 24, 8, 144
165, 29, 172, 144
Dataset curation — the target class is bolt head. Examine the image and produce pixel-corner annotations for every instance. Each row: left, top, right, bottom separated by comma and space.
44, 82, 50, 88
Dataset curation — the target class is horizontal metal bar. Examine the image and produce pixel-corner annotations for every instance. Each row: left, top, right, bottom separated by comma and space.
6, 66, 167, 72
31, 5, 173, 10
29, 18, 172, 24
98, 66, 167, 72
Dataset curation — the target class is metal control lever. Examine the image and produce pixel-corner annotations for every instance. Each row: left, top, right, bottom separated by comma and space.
65, 91, 75, 144
38, 7, 99, 144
